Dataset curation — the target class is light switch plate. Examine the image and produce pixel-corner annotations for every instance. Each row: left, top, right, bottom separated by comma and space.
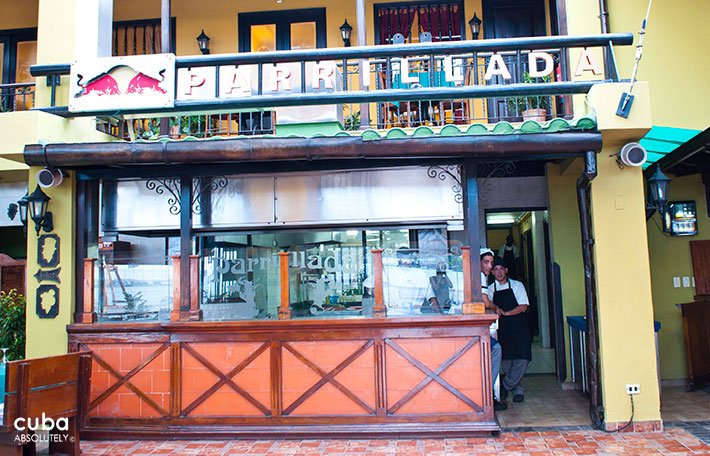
682, 277, 691, 288
673, 277, 681, 288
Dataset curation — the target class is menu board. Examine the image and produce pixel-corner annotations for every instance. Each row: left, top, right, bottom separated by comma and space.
665, 201, 698, 236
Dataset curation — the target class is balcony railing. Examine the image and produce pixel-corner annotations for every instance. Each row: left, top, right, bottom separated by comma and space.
98, 111, 274, 140
31, 33, 631, 133
0, 83, 35, 112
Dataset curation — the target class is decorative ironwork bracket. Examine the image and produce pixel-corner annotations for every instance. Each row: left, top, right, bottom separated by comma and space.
427, 165, 463, 204
146, 176, 228, 215
478, 161, 517, 202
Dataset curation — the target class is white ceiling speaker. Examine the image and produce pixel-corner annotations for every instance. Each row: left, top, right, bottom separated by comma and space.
37, 167, 64, 188
618, 142, 648, 167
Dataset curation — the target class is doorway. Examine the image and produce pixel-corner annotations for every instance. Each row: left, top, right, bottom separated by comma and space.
485, 209, 557, 375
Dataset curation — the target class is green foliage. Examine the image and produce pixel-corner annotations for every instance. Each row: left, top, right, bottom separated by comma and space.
344, 110, 361, 131
123, 291, 146, 313
508, 72, 551, 113
0, 289, 26, 361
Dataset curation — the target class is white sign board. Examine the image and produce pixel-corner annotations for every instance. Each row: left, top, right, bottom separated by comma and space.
69, 54, 175, 112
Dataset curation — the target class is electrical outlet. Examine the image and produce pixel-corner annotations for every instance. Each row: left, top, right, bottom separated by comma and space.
626, 384, 640, 395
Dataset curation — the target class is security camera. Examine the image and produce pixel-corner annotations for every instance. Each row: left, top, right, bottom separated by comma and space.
36, 167, 64, 188
617, 142, 648, 168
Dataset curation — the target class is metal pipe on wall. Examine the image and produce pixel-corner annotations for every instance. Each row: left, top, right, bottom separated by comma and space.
576, 151, 604, 427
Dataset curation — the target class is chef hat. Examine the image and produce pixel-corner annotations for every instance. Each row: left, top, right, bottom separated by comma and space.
480, 247, 494, 259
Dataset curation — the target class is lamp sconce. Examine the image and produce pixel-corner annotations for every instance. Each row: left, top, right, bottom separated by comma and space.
645, 165, 671, 230
339, 19, 353, 47
468, 12, 482, 40
196, 29, 210, 55
26, 185, 53, 236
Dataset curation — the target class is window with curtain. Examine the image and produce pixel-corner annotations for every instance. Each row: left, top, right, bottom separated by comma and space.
376, 2, 463, 45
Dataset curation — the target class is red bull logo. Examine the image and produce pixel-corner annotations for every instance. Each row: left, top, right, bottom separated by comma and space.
75, 65, 167, 98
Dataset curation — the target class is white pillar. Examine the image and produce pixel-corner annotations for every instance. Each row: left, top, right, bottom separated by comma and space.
74, 0, 113, 58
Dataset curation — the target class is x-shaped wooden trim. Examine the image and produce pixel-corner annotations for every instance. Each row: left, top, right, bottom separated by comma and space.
83, 342, 170, 416
385, 337, 482, 414
282, 340, 375, 416
181, 342, 271, 417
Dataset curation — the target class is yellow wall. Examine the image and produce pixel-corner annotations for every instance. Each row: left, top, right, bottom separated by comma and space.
546, 160, 586, 380
23, 0, 114, 359
0, 0, 38, 29
590, 141, 660, 424
647, 174, 710, 380
606, 0, 710, 131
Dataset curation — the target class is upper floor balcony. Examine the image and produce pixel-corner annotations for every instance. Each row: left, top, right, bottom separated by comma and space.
4, 0, 631, 139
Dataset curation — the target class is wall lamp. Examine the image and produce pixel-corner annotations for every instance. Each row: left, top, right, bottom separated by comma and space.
26, 185, 53, 235
196, 30, 210, 55
339, 19, 353, 47
468, 13, 482, 40
6, 191, 28, 233
645, 165, 671, 225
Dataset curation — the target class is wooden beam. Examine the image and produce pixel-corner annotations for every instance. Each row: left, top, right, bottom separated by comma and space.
81, 258, 97, 323
462, 161, 482, 307
25, 133, 602, 168
179, 176, 192, 318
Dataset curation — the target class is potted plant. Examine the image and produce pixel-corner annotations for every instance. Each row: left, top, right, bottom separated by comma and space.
508, 72, 551, 122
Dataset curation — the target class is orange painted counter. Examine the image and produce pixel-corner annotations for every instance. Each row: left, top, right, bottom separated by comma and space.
67, 314, 499, 439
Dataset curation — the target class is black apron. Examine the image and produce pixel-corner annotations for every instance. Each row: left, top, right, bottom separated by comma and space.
493, 282, 532, 361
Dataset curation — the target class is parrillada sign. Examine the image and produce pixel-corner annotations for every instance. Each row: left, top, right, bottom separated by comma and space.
58, 34, 626, 116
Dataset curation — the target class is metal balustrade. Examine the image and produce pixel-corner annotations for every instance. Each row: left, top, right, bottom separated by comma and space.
0, 83, 35, 112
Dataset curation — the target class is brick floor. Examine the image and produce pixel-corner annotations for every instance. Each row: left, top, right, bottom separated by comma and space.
78, 428, 710, 455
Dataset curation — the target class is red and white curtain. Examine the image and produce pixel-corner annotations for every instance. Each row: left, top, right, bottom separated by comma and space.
378, 3, 462, 45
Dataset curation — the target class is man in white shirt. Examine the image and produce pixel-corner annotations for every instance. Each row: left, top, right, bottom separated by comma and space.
487, 257, 531, 403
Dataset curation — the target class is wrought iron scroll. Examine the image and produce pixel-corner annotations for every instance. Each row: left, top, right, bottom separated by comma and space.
427, 165, 463, 204
478, 161, 517, 203
192, 177, 228, 215
146, 177, 228, 215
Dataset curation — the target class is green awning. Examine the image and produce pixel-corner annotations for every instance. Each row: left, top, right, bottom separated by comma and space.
639, 126, 702, 170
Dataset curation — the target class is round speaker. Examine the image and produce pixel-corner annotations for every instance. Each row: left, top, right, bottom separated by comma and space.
37, 167, 63, 188
619, 142, 648, 167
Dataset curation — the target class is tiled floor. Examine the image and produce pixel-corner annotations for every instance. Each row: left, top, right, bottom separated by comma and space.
497, 375, 710, 429
661, 385, 710, 422
79, 429, 710, 455
497, 375, 591, 428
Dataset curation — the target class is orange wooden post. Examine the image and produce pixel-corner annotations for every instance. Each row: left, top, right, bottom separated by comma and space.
278, 251, 291, 320
462, 247, 485, 314
171, 255, 181, 322
372, 248, 386, 318
80, 258, 97, 323
188, 255, 202, 321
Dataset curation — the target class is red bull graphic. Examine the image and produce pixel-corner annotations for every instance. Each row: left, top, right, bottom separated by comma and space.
75, 72, 120, 97
69, 54, 175, 113
126, 71, 168, 95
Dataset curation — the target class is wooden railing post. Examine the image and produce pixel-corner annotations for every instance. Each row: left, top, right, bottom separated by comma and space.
372, 249, 386, 318
188, 255, 202, 321
171, 255, 181, 321
172, 255, 201, 321
462, 246, 485, 314
278, 251, 291, 320
80, 258, 97, 323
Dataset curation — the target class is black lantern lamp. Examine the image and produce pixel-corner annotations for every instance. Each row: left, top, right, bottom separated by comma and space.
17, 191, 29, 227
196, 30, 210, 55
340, 19, 353, 47
468, 13, 482, 40
646, 165, 671, 220
26, 185, 53, 235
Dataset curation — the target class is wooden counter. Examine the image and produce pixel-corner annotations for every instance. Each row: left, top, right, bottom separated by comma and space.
67, 314, 499, 439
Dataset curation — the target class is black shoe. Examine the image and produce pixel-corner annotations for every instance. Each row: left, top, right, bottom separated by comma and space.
513, 394, 524, 403
494, 400, 508, 411
500, 388, 508, 401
